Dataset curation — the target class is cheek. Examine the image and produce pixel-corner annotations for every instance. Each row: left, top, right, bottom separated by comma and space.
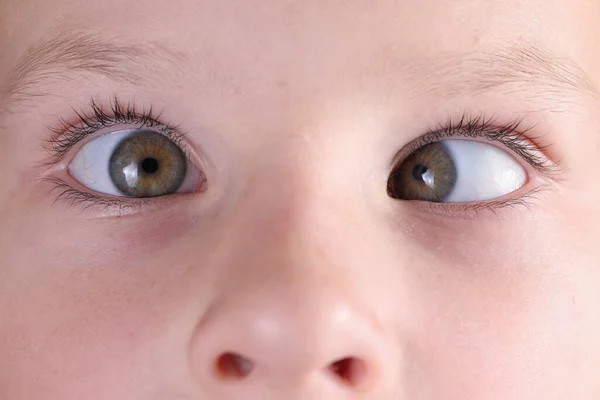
0, 208, 207, 397
6, 188, 204, 267
0, 258, 156, 394
404, 247, 600, 398
0, 253, 202, 399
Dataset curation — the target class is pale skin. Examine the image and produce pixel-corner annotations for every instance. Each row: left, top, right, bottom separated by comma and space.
1, 0, 600, 398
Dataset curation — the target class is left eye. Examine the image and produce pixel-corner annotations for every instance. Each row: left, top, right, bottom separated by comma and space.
387, 140, 527, 203
69, 129, 203, 197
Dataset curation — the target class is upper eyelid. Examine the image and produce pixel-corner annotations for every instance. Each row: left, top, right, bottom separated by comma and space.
44, 98, 189, 166
49, 104, 562, 180
392, 113, 564, 181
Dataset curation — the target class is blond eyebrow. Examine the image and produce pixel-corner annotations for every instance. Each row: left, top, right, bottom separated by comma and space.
1, 32, 597, 114
409, 43, 599, 106
1, 31, 188, 107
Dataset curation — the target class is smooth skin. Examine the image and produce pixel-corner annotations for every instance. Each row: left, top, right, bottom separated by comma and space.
1, 0, 600, 399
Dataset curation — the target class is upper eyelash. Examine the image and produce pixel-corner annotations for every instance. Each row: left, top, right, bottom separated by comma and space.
404, 112, 563, 179
45, 96, 188, 165
44, 103, 558, 214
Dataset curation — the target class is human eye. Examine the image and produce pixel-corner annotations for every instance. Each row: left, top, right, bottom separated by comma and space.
387, 113, 561, 210
44, 97, 205, 213
69, 128, 200, 198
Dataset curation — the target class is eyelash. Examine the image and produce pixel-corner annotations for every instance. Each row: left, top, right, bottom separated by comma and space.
393, 112, 561, 216
403, 112, 559, 177
44, 99, 558, 215
44, 97, 192, 214
46, 97, 189, 165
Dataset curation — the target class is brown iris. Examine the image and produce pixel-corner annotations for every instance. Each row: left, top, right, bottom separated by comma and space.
109, 130, 187, 197
388, 141, 457, 202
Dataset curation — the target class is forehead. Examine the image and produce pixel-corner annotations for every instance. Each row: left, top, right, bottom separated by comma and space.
0, 0, 598, 124
0, 0, 596, 70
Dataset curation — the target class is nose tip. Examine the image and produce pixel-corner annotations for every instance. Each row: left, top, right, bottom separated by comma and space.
189, 294, 390, 394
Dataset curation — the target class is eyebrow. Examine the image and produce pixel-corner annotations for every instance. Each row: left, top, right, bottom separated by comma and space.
408, 43, 598, 107
1, 31, 188, 109
1, 32, 597, 113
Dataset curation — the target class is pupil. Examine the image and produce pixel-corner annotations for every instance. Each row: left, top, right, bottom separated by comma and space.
141, 157, 160, 174
412, 164, 429, 181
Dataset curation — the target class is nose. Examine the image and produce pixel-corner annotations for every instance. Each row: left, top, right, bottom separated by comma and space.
186, 146, 399, 397
188, 271, 397, 397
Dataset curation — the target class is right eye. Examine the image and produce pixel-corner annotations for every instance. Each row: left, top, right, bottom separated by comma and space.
68, 129, 203, 198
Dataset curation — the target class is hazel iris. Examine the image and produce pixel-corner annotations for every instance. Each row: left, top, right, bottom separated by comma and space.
388, 142, 457, 202
109, 130, 187, 197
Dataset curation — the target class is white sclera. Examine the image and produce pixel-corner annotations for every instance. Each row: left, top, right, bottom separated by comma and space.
442, 140, 527, 203
69, 130, 137, 196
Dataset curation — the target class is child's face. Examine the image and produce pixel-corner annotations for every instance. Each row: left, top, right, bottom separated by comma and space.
2, 0, 600, 398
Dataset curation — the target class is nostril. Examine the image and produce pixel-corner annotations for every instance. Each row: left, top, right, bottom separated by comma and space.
328, 357, 368, 387
215, 352, 255, 380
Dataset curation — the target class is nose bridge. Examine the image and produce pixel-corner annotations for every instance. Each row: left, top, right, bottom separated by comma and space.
219, 130, 384, 332
238, 133, 361, 262
214, 167, 382, 357
228, 154, 370, 307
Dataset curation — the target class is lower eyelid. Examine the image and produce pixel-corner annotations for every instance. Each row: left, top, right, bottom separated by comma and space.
403, 183, 553, 220
43, 176, 192, 217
